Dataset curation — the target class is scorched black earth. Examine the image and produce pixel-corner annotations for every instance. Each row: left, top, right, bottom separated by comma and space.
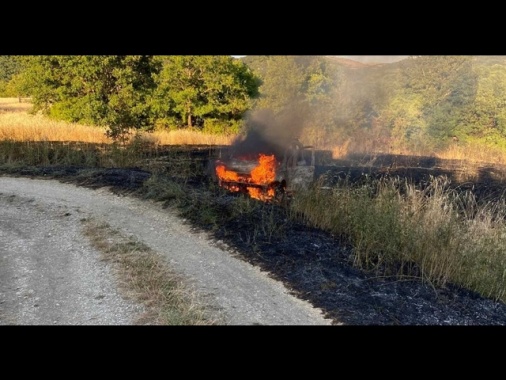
4, 154, 506, 325
205, 197, 506, 325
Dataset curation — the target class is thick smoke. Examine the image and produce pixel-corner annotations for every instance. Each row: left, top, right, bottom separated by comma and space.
229, 103, 309, 160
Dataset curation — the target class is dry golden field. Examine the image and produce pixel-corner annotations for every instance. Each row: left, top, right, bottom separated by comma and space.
0, 98, 235, 146
2, 97, 506, 166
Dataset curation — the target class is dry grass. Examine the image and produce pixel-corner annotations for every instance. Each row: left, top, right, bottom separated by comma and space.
325, 137, 506, 167
3, 97, 506, 166
81, 218, 221, 325
136, 129, 236, 146
0, 100, 113, 143
0, 97, 33, 112
0, 98, 237, 146
435, 143, 506, 166
330, 140, 351, 159
290, 175, 506, 302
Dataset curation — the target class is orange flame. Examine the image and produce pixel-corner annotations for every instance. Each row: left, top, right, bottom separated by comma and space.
251, 154, 277, 183
215, 154, 278, 201
215, 165, 240, 182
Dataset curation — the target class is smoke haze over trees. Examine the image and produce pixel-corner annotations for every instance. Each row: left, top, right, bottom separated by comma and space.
242, 55, 506, 154
2, 55, 506, 154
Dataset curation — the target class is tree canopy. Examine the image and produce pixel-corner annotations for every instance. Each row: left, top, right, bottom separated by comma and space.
0, 56, 23, 82
242, 55, 343, 145
0, 56, 25, 97
18, 56, 161, 139
150, 55, 260, 133
16, 55, 260, 139
7, 55, 506, 153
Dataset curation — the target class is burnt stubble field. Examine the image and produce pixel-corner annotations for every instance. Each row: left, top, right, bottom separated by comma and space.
205, 152, 506, 325
6, 146, 506, 325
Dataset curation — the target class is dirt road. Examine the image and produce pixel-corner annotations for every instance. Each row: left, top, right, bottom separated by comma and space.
0, 176, 332, 325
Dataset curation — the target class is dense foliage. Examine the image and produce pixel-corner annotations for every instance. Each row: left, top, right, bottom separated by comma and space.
244, 55, 506, 153
0, 56, 25, 97
0, 56, 23, 82
15, 56, 161, 139
10, 55, 260, 139
4, 54, 506, 151
150, 56, 260, 134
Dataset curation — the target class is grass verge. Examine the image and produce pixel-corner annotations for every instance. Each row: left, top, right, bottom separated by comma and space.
81, 218, 221, 325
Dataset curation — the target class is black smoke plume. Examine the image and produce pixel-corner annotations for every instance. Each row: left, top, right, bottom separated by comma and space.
229, 103, 309, 160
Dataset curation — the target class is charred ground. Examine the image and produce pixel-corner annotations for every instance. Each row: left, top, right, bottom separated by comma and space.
4, 147, 506, 325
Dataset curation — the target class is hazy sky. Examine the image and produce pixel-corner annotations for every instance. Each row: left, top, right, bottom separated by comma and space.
232, 56, 409, 64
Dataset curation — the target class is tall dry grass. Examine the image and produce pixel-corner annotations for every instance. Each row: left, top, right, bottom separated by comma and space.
0, 97, 33, 112
0, 98, 236, 146
290, 175, 506, 302
0, 111, 114, 143
0, 98, 113, 143
435, 143, 506, 166
4, 97, 506, 165
135, 129, 235, 146
327, 137, 506, 167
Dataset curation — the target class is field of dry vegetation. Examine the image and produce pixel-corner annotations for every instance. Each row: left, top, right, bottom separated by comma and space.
0, 98, 236, 146
3, 97, 506, 166
2, 97, 506, 324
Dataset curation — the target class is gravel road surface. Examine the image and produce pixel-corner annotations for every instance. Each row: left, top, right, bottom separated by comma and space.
0, 176, 332, 325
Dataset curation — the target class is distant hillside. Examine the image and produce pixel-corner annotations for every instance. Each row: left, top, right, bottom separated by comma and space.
335, 55, 506, 65
324, 56, 372, 68
332, 56, 409, 64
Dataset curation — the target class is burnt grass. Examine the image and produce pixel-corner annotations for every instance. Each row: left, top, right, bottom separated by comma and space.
4, 148, 506, 325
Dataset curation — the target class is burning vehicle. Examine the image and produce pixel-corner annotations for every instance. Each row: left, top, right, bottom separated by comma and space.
214, 138, 315, 202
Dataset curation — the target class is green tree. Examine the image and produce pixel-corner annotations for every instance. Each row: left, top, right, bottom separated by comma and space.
402, 56, 474, 106
248, 56, 305, 112
243, 56, 346, 146
456, 63, 506, 147
296, 56, 344, 146
380, 56, 477, 150
18, 55, 161, 139
0, 56, 25, 97
0, 56, 23, 82
150, 56, 260, 133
